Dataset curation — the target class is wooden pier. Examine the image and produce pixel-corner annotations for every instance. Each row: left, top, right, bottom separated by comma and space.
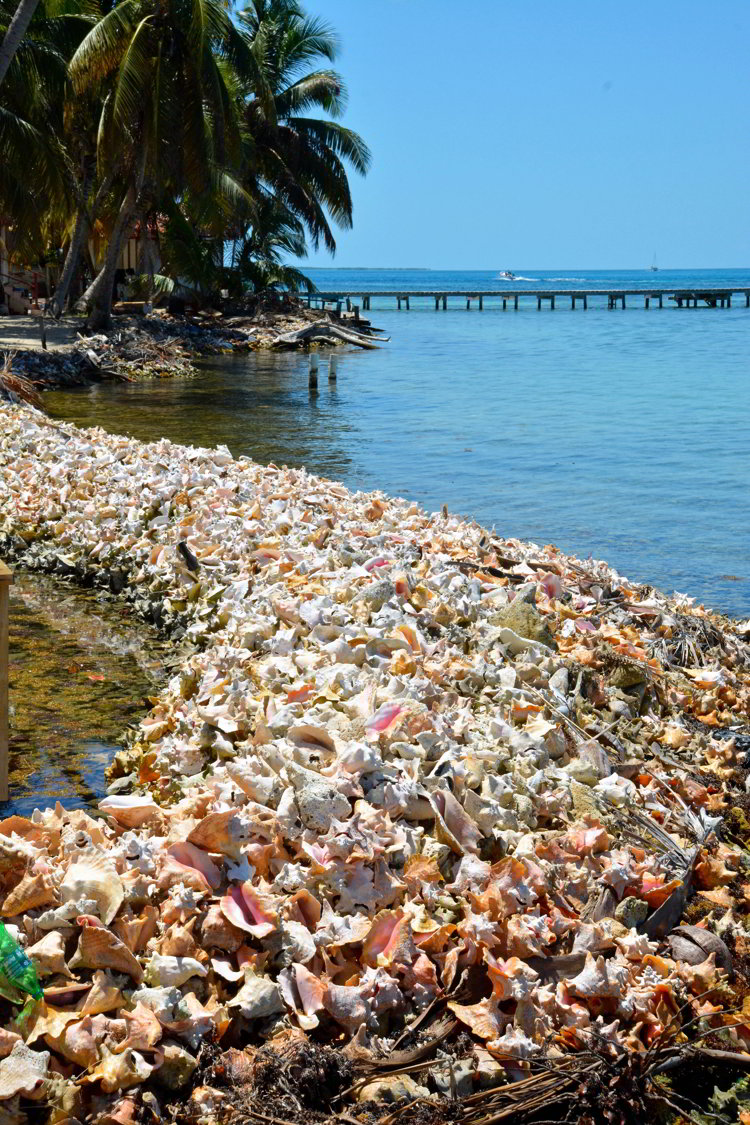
307, 287, 750, 313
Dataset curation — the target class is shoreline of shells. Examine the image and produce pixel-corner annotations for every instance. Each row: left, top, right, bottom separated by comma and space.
1, 400, 750, 1123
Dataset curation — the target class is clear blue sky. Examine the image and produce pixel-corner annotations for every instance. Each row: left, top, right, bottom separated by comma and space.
304, 0, 749, 269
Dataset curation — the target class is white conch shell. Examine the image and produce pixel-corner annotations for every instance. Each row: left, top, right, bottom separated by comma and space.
285, 761, 350, 833
144, 954, 208, 987
568, 953, 627, 1000
280, 921, 317, 965
0, 1041, 50, 1099
61, 856, 124, 925
98, 795, 161, 829
226, 757, 283, 807
228, 971, 284, 1019
26, 931, 72, 978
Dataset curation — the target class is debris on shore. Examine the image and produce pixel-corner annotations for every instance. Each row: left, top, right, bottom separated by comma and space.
1, 401, 750, 1123
0, 301, 387, 397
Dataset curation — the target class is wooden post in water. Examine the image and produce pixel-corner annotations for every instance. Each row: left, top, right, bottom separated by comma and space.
0, 561, 11, 802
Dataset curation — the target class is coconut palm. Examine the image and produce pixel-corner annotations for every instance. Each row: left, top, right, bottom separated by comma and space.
0, 0, 77, 275
0, 0, 41, 87
230, 194, 314, 293
238, 0, 371, 254
69, 0, 254, 327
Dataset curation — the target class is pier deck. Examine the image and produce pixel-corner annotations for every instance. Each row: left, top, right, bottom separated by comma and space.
307, 287, 750, 313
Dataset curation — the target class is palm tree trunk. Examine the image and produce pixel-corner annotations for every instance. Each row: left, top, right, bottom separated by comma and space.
51, 168, 115, 318
87, 183, 136, 331
0, 0, 41, 88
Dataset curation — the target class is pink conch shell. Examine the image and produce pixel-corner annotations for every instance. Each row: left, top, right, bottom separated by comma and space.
278, 962, 326, 1029
220, 884, 279, 939
362, 911, 417, 969
448, 995, 512, 1041
366, 703, 406, 739
167, 843, 222, 889
69, 919, 144, 983
46, 1015, 101, 1068
157, 853, 212, 895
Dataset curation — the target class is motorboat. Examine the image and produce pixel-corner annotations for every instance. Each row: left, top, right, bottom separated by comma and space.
498, 270, 516, 280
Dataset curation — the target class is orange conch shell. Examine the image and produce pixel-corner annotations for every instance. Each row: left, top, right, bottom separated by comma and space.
112, 906, 159, 953
69, 921, 144, 983
186, 811, 248, 860
1, 870, 59, 916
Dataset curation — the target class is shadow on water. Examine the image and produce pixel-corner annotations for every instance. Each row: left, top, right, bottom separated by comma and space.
45, 351, 357, 480
6, 573, 169, 817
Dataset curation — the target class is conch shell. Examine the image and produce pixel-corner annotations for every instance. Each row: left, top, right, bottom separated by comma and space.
98, 795, 161, 829
26, 932, 72, 978
1, 871, 58, 916
186, 811, 249, 860
220, 884, 279, 939
61, 855, 124, 925
144, 953, 208, 987
69, 920, 144, 983
0, 1041, 50, 1099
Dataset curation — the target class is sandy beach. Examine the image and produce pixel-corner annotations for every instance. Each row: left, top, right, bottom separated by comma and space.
0, 400, 749, 1120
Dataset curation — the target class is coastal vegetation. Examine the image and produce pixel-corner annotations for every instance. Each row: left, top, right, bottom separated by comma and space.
0, 0, 370, 327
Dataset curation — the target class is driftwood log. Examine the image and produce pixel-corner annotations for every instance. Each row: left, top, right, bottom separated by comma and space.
271, 321, 388, 351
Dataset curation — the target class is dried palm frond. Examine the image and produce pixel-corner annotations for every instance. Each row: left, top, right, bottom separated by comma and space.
0, 353, 43, 409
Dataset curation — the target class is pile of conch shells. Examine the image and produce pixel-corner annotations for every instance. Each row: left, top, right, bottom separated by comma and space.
1, 400, 750, 1123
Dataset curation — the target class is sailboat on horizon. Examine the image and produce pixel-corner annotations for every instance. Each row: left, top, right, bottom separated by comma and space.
650, 253, 659, 272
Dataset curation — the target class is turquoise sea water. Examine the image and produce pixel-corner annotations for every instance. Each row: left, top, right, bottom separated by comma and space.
47, 267, 750, 618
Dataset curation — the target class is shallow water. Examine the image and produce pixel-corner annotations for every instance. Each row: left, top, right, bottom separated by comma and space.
6, 574, 166, 816
45, 267, 750, 617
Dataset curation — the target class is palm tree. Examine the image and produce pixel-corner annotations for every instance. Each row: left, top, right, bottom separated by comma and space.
239, 0, 371, 254
230, 194, 314, 293
0, 0, 41, 88
69, 0, 253, 328
0, 0, 72, 265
